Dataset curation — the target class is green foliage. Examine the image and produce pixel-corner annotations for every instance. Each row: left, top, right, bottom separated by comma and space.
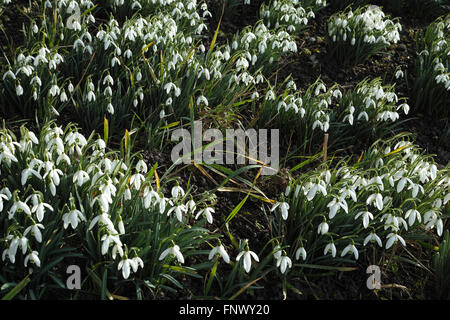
433, 230, 450, 299
412, 14, 450, 119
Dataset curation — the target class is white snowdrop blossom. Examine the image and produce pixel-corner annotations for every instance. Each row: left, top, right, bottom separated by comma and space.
24, 251, 41, 267
324, 242, 337, 258
159, 244, 184, 264
236, 248, 259, 273
276, 254, 292, 274
364, 232, 383, 247
295, 247, 307, 261
341, 243, 359, 260
195, 207, 215, 224
63, 209, 86, 229
317, 221, 329, 235
385, 233, 406, 249
270, 201, 290, 220
209, 244, 230, 263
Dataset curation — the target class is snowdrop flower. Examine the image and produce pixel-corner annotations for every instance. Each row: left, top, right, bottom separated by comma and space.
404, 209, 421, 226
305, 181, 327, 201
131, 257, 144, 273
24, 251, 40, 267
355, 211, 374, 229
159, 244, 184, 264
19, 236, 28, 255
143, 187, 160, 209
32, 201, 53, 222
435, 219, 444, 236
265, 90, 275, 101
101, 234, 122, 256
111, 243, 124, 259
295, 247, 307, 261
276, 254, 292, 274
164, 82, 176, 95
0, 189, 11, 211
341, 243, 359, 260
129, 171, 145, 190
363, 232, 383, 247
60, 91, 68, 102
87, 91, 96, 102
315, 83, 326, 96
273, 245, 282, 261
107, 103, 114, 114
16, 84, 24, 96
381, 213, 408, 231
4, 236, 19, 263
118, 258, 133, 279
0, 147, 18, 163
186, 199, 197, 214
209, 243, 230, 263
366, 193, 383, 211
21, 167, 42, 185
30, 76, 42, 87
136, 71, 142, 82
24, 224, 44, 243
327, 197, 348, 219
136, 160, 148, 173
385, 233, 406, 249
236, 248, 259, 273
156, 197, 173, 215
63, 209, 86, 229
195, 207, 215, 224
49, 84, 60, 97
8, 198, 31, 219
3, 70, 16, 81
73, 170, 90, 187
167, 204, 187, 223
196, 95, 208, 106
424, 211, 443, 236
317, 221, 329, 235
88, 212, 116, 233
104, 86, 112, 96
396, 177, 411, 193
111, 57, 120, 67
324, 242, 337, 257
171, 185, 185, 199
117, 216, 125, 235
270, 201, 290, 220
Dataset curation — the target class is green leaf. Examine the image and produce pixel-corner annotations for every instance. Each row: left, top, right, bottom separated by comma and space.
204, 258, 219, 296
294, 264, 357, 272
1, 275, 30, 300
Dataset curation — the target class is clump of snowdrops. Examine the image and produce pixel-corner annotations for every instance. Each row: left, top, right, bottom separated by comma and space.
230, 20, 298, 75
331, 77, 409, 147
327, 5, 402, 66
266, 134, 449, 278
412, 14, 450, 119
1, 0, 300, 147
0, 123, 226, 298
257, 77, 339, 151
257, 76, 409, 152
260, 0, 327, 35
